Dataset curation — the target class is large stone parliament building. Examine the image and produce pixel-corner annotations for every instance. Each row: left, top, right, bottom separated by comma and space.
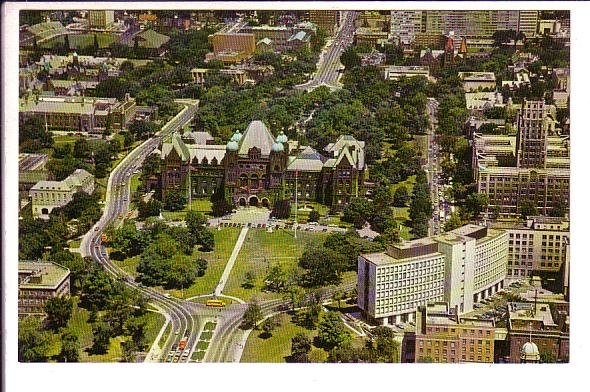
157, 120, 367, 210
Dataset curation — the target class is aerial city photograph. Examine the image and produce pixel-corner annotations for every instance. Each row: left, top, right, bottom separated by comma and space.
9, 4, 572, 371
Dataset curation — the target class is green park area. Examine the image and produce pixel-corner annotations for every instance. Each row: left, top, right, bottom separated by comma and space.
167, 227, 240, 299
162, 198, 213, 221
40, 33, 119, 50
223, 228, 327, 302
47, 299, 165, 362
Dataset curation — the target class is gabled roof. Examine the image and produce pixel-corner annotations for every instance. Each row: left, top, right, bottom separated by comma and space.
324, 135, 365, 170
287, 146, 326, 172
238, 120, 276, 157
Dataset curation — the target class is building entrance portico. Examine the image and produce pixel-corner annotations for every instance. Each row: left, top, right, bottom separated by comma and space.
248, 195, 259, 207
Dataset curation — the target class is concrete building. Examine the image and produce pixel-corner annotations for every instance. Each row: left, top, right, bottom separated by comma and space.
29, 168, 94, 218
492, 217, 569, 281
19, 153, 51, 208
465, 91, 504, 111
19, 94, 137, 133
518, 11, 539, 38
458, 71, 497, 92
87, 10, 115, 29
381, 65, 430, 81
305, 10, 339, 35
354, 27, 389, 48
208, 32, 257, 63
390, 11, 422, 47
405, 303, 496, 363
507, 301, 569, 363
18, 261, 71, 317
358, 225, 508, 326
473, 100, 569, 218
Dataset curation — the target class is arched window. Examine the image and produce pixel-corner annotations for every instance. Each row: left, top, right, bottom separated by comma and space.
250, 174, 259, 189
239, 174, 248, 188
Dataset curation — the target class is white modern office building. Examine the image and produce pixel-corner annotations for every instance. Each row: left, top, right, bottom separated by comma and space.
358, 225, 508, 325
30, 168, 94, 218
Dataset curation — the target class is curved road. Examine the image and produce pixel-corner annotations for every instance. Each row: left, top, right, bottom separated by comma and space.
81, 100, 203, 363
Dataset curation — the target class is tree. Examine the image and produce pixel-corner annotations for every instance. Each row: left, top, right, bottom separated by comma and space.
121, 339, 137, 363
211, 186, 233, 217
298, 245, 344, 287
44, 296, 73, 331
242, 270, 256, 289
79, 265, 114, 311
340, 46, 361, 69
73, 138, 91, 159
550, 199, 568, 218
332, 290, 344, 310
294, 303, 322, 329
444, 212, 463, 232
370, 326, 400, 362
261, 317, 278, 337
290, 333, 312, 362
393, 185, 410, 207
242, 301, 263, 329
465, 193, 489, 219
270, 199, 291, 219
316, 311, 350, 350
264, 264, 288, 292
540, 350, 557, 363
308, 210, 320, 223
164, 188, 186, 211
18, 317, 51, 362
20, 117, 54, 152
342, 198, 373, 229
57, 329, 80, 362
519, 199, 538, 220
308, 348, 328, 363
196, 258, 208, 277
64, 34, 70, 51
125, 317, 147, 351
91, 321, 112, 354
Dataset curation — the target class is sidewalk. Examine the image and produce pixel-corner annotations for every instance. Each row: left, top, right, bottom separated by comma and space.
214, 227, 248, 296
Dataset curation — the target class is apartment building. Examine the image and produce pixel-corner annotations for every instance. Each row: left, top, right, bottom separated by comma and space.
358, 224, 508, 326
305, 10, 339, 34
29, 168, 94, 218
18, 261, 71, 317
493, 217, 569, 281
87, 10, 115, 29
405, 303, 496, 363
518, 11, 540, 38
390, 11, 422, 46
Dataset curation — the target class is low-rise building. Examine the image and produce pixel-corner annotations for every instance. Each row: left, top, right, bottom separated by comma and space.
20, 94, 136, 133
18, 261, 71, 317
380, 65, 431, 81
458, 71, 496, 91
354, 27, 389, 48
501, 70, 531, 90
404, 303, 496, 363
19, 153, 52, 208
506, 301, 569, 363
465, 91, 504, 111
29, 168, 94, 218
358, 224, 508, 326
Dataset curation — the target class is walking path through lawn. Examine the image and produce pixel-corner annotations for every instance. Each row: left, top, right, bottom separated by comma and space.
214, 227, 249, 297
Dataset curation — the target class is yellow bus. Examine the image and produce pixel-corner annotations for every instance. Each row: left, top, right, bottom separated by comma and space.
206, 299, 225, 307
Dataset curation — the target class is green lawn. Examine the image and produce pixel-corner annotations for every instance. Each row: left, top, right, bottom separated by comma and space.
47, 298, 166, 362
40, 33, 119, 49
223, 229, 327, 302
166, 228, 241, 299
199, 331, 213, 340
204, 321, 216, 331
162, 198, 213, 221
196, 340, 209, 350
52, 135, 81, 146
68, 238, 82, 248
191, 350, 206, 361
240, 313, 318, 363
289, 202, 329, 223
158, 321, 172, 349
114, 255, 140, 277
130, 173, 141, 194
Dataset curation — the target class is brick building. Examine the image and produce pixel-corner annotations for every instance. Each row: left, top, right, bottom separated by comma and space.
18, 261, 71, 317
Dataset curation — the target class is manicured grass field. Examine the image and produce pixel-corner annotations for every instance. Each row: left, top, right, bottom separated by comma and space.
114, 255, 140, 277
129, 173, 141, 194
204, 322, 216, 331
240, 313, 318, 363
199, 331, 213, 341
162, 198, 213, 221
166, 228, 241, 299
196, 340, 209, 350
223, 228, 327, 302
158, 322, 172, 349
68, 238, 82, 249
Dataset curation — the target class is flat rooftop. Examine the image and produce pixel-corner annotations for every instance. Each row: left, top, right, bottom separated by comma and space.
19, 261, 70, 289
508, 302, 557, 328
362, 250, 444, 266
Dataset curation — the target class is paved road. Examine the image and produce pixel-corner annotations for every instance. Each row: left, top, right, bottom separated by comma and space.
296, 10, 359, 91
81, 100, 202, 363
425, 98, 446, 236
